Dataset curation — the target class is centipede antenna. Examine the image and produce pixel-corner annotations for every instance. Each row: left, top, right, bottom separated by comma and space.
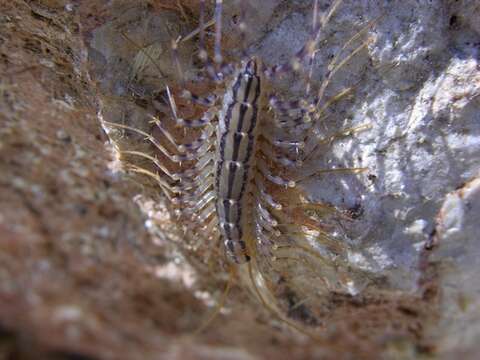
171, 37, 186, 87
312, 0, 320, 45
264, 0, 344, 80
196, 0, 225, 81
229, 0, 249, 60
198, 0, 208, 63
213, 0, 224, 65
305, 0, 320, 95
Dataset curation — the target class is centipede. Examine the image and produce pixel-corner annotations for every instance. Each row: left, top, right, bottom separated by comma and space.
98, 0, 380, 335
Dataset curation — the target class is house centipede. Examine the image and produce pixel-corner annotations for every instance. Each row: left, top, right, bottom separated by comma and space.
99, 0, 380, 336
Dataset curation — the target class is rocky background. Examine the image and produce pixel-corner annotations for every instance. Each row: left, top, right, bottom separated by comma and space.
0, 0, 479, 359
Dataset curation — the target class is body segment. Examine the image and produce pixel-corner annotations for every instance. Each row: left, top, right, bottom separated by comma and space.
215, 60, 261, 263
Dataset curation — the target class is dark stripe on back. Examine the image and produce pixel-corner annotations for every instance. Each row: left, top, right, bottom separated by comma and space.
236, 76, 252, 133
215, 74, 242, 192
223, 198, 231, 223
215, 63, 261, 261
238, 75, 261, 202
227, 161, 237, 199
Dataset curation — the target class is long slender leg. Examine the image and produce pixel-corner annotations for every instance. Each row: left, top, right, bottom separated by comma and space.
256, 157, 296, 188
196, 0, 218, 80
122, 163, 212, 213
197, 203, 216, 224
180, 152, 215, 178
255, 223, 275, 256
196, 0, 232, 82
165, 85, 217, 126
254, 167, 351, 251
180, 90, 217, 108
265, 87, 370, 174
254, 174, 283, 210
300, 123, 371, 164
252, 151, 361, 261
267, 86, 356, 142
252, 176, 339, 271
170, 34, 186, 88
114, 151, 215, 204
103, 120, 214, 162
267, 88, 357, 159
124, 164, 179, 201
257, 128, 366, 187
121, 150, 214, 186
176, 174, 214, 204
211, 0, 239, 77
258, 140, 302, 168
151, 115, 214, 153
169, 11, 221, 105
265, 6, 379, 116
269, 89, 359, 159
268, 96, 311, 116
233, 0, 248, 48
254, 174, 326, 242
120, 150, 182, 181
263, 0, 344, 80
269, 86, 353, 120
213, 0, 223, 65
305, 0, 320, 96
198, 0, 208, 64
256, 202, 280, 234
180, 164, 215, 188
184, 190, 216, 214
315, 37, 373, 108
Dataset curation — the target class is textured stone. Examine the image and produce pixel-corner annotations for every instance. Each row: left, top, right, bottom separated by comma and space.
1, 0, 479, 359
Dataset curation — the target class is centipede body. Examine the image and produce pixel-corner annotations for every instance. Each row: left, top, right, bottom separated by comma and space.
100, 0, 379, 328
216, 59, 261, 263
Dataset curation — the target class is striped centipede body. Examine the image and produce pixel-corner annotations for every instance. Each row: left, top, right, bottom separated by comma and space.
101, 0, 379, 331
215, 59, 260, 263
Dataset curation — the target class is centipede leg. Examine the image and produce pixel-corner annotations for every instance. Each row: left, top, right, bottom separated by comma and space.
103, 120, 214, 162
151, 115, 215, 153
197, 0, 233, 82
263, 0, 344, 80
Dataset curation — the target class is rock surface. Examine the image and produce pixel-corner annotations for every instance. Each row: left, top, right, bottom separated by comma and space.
0, 0, 479, 359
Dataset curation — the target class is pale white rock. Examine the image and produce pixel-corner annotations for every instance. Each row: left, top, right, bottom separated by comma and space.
404, 218, 428, 237
430, 176, 480, 357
